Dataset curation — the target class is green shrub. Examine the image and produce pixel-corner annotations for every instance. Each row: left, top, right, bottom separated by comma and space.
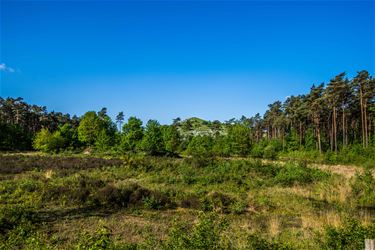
263, 145, 277, 160
321, 218, 375, 249
274, 164, 329, 186
0, 205, 37, 236
33, 128, 66, 153
142, 191, 172, 210
350, 170, 375, 206
185, 136, 213, 158
0, 205, 44, 249
76, 225, 113, 250
162, 213, 227, 250
228, 199, 247, 214
246, 233, 293, 250
251, 144, 264, 158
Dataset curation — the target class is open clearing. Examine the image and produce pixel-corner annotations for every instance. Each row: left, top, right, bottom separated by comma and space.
1, 153, 374, 249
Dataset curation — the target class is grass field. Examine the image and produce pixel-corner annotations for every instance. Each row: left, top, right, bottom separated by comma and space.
1, 153, 374, 249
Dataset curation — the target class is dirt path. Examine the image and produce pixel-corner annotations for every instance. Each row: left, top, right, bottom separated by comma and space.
309, 163, 364, 178
260, 159, 374, 178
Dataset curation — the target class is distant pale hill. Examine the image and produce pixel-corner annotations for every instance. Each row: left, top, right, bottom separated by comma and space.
176, 117, 227, 137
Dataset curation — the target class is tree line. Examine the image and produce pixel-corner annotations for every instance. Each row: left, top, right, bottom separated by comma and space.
0, 70, 374, 159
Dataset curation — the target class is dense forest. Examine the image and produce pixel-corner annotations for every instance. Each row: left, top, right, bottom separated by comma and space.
1, 70, 374, 164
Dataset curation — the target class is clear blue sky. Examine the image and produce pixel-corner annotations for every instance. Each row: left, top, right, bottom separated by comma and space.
1, 0, 374, 124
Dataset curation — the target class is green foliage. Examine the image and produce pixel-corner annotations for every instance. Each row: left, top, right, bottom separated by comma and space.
211, 136, 231, 157
0, 154, 372, 249
186, 136, 213, 157
76, 225, 113, 250
321, 218, 375, 250
121, 116, 144, 152
95, 129, 113, 152
282, 144, 375, 167
0, 122, 31, 151
285, 128, 300, 151
162, 213, 227, 250
162, 125, 181, 155
33, 128, 66, 153
351, 170, 375, 206
251, 143, 265, 158
260, 139, 283, 160
274, 163, 329, 186
141, 120, 165, 155
263, 144, 277, 160
303, 128, 316, 151
227, 124, 252, 156
0, 204, 43, 249
59, 123, 80, 149
78, 111, 104, 146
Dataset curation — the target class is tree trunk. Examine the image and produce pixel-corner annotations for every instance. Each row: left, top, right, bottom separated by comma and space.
299, 122, 302, 148
360, 87, 365, 147
364, 102, 368, 147
342, 108, 345, 147
334, 107, 338, 152
317, 122, 322, 154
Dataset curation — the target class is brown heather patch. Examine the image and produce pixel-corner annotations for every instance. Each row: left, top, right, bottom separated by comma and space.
0, 154, 124, 174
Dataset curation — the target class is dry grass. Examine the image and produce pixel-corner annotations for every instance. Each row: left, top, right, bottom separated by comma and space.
301, 211, 342, 229
268, 216, 280, 236
44, 169, 54, 179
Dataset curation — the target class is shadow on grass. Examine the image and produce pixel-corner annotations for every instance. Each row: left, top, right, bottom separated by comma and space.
36, 205, 123, 223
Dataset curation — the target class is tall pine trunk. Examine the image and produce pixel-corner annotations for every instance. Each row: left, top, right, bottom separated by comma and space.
364, 102, 368, 147
333, 107, 337, 152
360, 87, 365, 147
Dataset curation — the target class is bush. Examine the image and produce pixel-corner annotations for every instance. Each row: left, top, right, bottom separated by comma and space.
76, 225, 113, 250
142, 191, 172, 210
162, 213, 227, 250
33, 128, 66, 153
0, 205, 42, 248
273, 163, 329, 186
263, 144, 277, 160
185, 136, 214, 158
321, 218, 375, 249
0, 205, 37, 236
246, 233, 293, 250
350, 170, 375, 207
251, 144, 264, 158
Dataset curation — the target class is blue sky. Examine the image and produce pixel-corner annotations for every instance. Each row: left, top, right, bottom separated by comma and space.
1, 0, 374, 124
